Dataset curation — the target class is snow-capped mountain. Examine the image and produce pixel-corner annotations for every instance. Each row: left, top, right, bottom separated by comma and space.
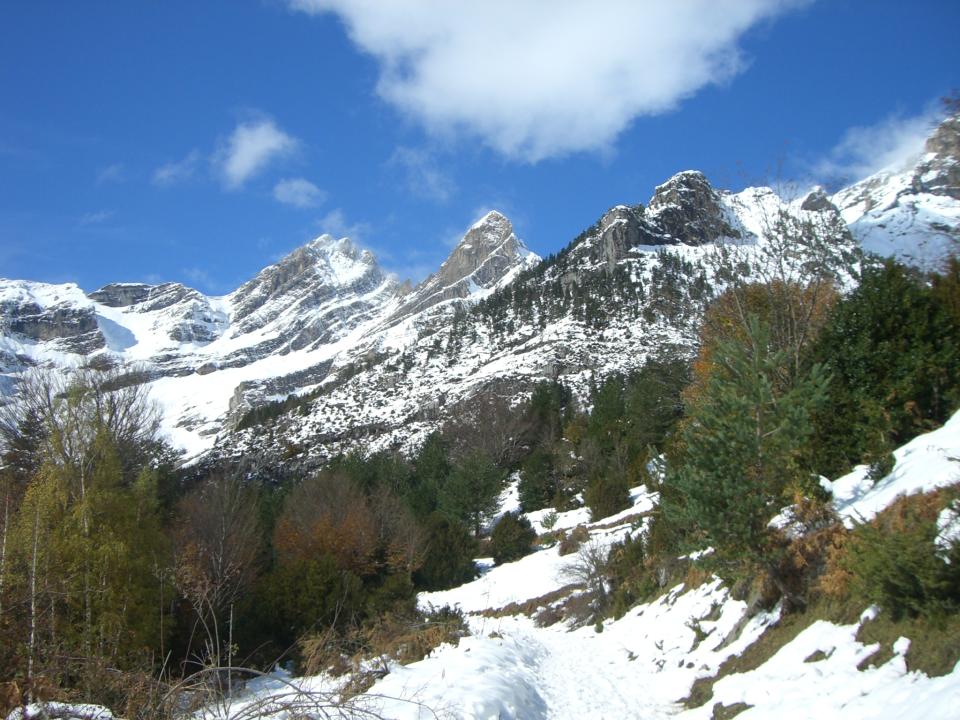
388, 210, 538, 324
1, 113, 958, 464
832, 112, 960, 269
214, 170, 858, 466
0, 212, 539, 457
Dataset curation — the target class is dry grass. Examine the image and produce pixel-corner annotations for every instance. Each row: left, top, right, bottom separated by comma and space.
477, 583, 583, 619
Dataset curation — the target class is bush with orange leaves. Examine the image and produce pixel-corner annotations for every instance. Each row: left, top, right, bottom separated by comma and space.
820, 489, 960, 621
274, 470, 424, 579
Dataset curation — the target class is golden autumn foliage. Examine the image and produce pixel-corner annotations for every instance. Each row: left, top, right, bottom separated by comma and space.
275, 471, 423, 578
687, 280, 839, 411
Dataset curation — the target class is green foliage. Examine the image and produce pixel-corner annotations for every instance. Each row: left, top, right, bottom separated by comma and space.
664, 316, 829, 562
606, 534, 657, 617
331, 450, 414, 499
408, 432, 450, 519
524, 380, 571, 447
518, 448, 559, 512
809, 259, 960, 476
584, 474, 631, 521
247, 554, 364, 652
489, 512, 536, 565
365, 571, 417, 618
414, 513, 478, 591
842, 496, 960, 620
7, 430, 170, 685
439, 451, 504, 536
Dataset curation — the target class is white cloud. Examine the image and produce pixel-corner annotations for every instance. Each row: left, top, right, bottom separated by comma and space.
814, 108, 941, 183
273, 177, 327, 208
96, 163, 125, 185
216, 119, 298, 189
289, 0, 804, 161
153, 150, 201, 186
78, 210, 115, 226
389, 147, 456, 202
316, 208, 370, 242
181, 266, 227, 293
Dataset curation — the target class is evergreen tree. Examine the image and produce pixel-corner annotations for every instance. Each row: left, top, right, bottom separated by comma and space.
518, 448, 559, 512
809, 259, 960, 476
489, 512, 536, 565
665, 316, 828, 563
439, 451, 504, 536
413, 513, 478, 590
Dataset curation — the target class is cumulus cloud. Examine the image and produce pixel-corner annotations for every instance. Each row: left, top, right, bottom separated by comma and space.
814, 108, 941, 183
289, 0, 803, 161
153, 150, 201, 186
216, 119, 298, 189
389, 147, 456, 202
273, 177, 327, 208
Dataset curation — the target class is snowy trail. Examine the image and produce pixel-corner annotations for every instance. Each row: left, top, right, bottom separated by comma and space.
513, 620, 669, 719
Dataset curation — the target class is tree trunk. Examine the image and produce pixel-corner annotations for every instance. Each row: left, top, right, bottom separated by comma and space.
27, 504, 40, 704
0, 494, 8, 621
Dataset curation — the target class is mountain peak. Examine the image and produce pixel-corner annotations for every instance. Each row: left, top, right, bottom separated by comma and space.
467, 209, 512, 234
387, 211, 538, 322
443, 211, 533, 284
646, 170, 736, 245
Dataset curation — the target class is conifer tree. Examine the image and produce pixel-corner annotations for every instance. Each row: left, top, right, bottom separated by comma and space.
439, 451, 504, 536
665, 316, 828, 563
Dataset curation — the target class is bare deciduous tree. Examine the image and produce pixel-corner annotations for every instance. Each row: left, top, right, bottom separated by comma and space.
173, 471, 261, 682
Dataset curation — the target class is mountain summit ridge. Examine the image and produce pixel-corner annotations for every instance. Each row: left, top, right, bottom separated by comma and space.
1, 113, 958, 461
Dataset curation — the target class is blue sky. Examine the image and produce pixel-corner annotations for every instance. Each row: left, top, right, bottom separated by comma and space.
1, 0, 958, 294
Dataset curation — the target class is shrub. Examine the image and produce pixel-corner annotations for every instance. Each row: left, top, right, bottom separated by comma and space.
561, 541, 612, 621
558, 525, 590, 556
835, 492, 960, 620
413, 513, 478, 590
606, 534, 658, 617
584, 474, 631, 521
490, 512, 537, 565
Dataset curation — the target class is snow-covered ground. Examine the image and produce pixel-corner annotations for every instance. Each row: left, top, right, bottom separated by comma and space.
829, 409, 960, 526
9, 415, 960, 720
205, 414, 960, 720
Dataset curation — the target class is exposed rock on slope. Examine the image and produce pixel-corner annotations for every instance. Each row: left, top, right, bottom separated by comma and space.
1, 113, 957, 462
833, 112, 960, 268
388, 211, 538, 322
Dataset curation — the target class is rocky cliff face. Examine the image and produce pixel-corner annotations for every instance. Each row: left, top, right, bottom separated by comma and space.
389, 211, 538, 322
646, 170, 740, 246
833, 112, 960, 268
0, 281, 105, 355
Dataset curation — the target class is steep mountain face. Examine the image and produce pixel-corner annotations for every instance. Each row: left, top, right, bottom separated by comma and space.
0, 220, 538, 458
215, 173, 858, 467
833, 113, 960, 269
1, 114, 957, 464
229, 236, 395, 344
390, 211, 537, 322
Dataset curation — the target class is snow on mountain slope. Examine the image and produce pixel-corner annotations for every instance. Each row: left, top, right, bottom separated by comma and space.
3, 114, 958, 463
0, 217, 539, 460
388, 211, 539, 324
832, 112, 960, 269
828, 408, 960, 526
216, 170, 858, 465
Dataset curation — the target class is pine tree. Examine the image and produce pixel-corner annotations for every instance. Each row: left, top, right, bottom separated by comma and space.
665, 316, 828, 563
439, 451, 504, 536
